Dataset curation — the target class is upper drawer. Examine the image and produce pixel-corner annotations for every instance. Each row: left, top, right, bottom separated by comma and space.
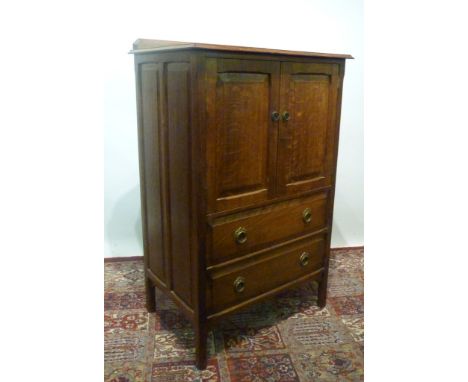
208, 192, 328, 264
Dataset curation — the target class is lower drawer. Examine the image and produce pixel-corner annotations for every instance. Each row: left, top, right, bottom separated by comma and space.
207, 235, 325, 314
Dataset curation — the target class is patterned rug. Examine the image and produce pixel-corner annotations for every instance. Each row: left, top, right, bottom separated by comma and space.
105, 248, 364, 381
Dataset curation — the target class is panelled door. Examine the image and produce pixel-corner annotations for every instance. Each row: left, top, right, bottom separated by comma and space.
205, 58, 340, 213
276, 62, 340, 196
205, 58, 280, 212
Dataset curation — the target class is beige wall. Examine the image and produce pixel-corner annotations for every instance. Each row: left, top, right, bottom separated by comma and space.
104, 0, 363, 257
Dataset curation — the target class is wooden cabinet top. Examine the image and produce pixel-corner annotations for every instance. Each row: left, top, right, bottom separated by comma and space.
130, 39, 353, 59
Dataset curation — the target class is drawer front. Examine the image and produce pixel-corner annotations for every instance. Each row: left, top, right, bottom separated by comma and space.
209, 192, 328, 264
208, 235, 325, 314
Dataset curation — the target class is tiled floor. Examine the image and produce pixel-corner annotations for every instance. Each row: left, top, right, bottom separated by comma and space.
105, 248, 364, 381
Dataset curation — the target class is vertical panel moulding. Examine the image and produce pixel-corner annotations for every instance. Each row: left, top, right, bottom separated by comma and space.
191, 52, 208, 369
204, 58, 217, 213
139, 62, 166, 283
324, 64, 340, 181
326, 63, 344, 238
136, 61, 152, 287
319, 62, 346, 307
190, 52, 206, 307
277, 61, 290, 196
166, 61, 193, 306
159, 62, 173, 291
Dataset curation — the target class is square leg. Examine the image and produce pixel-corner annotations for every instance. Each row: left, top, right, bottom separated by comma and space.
145, 277, 156, 313
195, 320, 208, 370
318, 271, 328, 309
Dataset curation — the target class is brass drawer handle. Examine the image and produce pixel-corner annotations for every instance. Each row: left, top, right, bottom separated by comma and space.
282, 111, 290, 121
271, 111, 280, 121
234, 227, 247, 244
299, 252, 310, 267
302, 208, 312, 224
233, 276, 246, 293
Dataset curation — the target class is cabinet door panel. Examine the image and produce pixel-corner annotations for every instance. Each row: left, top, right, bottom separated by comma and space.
277, 62, 340, 195
206, 58, 280, 212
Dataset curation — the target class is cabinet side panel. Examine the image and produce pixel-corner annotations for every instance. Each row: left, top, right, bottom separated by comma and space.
139, 63, 166, 282
167, 62, 193, 306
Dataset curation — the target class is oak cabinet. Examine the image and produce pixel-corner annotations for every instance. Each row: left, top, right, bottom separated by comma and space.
132, 39, 352, 369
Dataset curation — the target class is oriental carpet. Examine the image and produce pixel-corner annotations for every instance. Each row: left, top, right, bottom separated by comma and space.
104, 247, 364, 381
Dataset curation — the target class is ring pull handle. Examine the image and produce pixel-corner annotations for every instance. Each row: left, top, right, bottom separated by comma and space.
233, 276, 246, 293
282, 111, 290, 121
271, 111, 280, 121
299, 252, 310, 267
234, 227, 247, 244
302, 208, 312, 224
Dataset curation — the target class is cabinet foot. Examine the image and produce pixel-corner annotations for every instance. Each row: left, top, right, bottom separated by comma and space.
318, 274, 328, 309
145, 278, 156, 313
195, 322, 208, 370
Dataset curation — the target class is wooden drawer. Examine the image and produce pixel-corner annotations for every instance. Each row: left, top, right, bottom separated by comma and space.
207, 235, 325, 314
209, 192, 328, 264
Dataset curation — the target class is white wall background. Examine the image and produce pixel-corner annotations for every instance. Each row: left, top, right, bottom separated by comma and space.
104, 0, 363, 257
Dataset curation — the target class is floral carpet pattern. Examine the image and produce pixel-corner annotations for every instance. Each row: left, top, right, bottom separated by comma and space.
105, 248, 364, 381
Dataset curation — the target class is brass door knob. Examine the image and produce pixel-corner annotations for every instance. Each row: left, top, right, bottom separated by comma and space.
282, 111, 290, 121
302, 208, 312, 224
233, 276, 246, 293
271, 111, 280, 121
299, 252, 310, 267
234, 227, 247, 244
